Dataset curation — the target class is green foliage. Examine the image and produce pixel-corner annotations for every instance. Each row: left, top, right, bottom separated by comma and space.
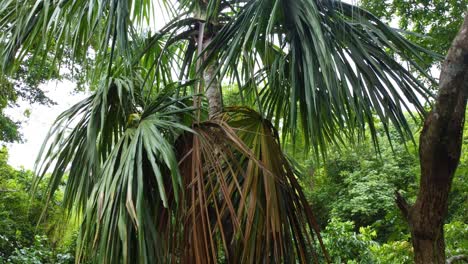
321, 218, 376, 263
0, 2, 81, 143
6, 235, 54, 264
0, 147, 76, 262
448, 117, 468, 223
369, 240, 413, 264
329, 142, 418, 240
360, 0, 467, 66
0, 77, 20, 143
445, 221, 468, 258
304, 129, 419, 241
1, 235, 75, 264
0, 58, 56, 143
300, 118, 468, 262
320, 218, 467, 264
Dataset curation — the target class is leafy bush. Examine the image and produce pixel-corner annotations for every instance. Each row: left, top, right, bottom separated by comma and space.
321, 218, 468, 263
306, 138, 418, 242
0, 235, 75, 264
369, 240, 413, 264
6, 235, 53, 264
445, 221, 468, 258
0, 148, 77, 262
321, 218, 376, 263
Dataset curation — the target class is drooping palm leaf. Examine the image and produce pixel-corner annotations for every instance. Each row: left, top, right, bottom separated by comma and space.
34, 77, 134, 212
35, 75, 194, 263
2, 0, 439, 153
77, 103, 192, 264
171, 107, 329, 263
0, 0, 183, 83
34, 63, 194, 210
205, 0, 440, 153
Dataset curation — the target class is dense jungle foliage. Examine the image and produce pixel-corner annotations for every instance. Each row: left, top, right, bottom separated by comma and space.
1, 117, 467, 263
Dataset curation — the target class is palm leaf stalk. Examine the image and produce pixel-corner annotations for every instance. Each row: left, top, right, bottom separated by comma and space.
0, 0, 439, 263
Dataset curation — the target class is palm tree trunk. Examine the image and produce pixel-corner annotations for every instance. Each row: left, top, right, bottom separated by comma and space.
202, 38, 223, 118
396, 13, 468, 264
195, 21, 222, 119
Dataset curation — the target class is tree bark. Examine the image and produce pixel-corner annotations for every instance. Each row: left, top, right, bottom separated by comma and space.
203, 37, 223, 118
397, 14, 468, 264
195, 21, 223, 119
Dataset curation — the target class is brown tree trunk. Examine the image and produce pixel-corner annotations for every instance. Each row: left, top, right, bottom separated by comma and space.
396, 14, 468, 264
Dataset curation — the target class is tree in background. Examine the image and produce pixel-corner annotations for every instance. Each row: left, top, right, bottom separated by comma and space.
355, 2, 468, 262
0, 78, 20, 143
0, 0, 447, 263
300, 116, 468, 263
0, 4, 88, 144
395, 14, 467, 263
0, 55, 57, 143
361, 0, 468, 67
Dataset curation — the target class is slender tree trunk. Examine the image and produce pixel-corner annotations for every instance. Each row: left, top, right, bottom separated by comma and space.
396, 14, 468, 264
195, 20, 223, 119
203, 37, 223, 118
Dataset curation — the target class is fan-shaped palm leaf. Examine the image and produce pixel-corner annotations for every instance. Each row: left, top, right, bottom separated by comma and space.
1, 0, 155, 68
36, 78, 194, 263
205, 0, 440, 152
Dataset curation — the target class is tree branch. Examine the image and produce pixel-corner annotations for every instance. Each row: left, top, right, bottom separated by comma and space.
419, 14, 468, 173
395, 191, 411, 219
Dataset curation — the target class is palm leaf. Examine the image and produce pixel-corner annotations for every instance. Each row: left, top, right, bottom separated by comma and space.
0, 0, 178, 76
34, 64, 193, 209
205, 0, 440, 154
77, 106, 191, 263
171, 107, 329, 263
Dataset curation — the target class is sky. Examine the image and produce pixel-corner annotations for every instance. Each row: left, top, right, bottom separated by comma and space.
5, 80, 88, 169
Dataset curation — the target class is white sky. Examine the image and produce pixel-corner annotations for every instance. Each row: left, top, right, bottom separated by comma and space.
5, 80, 88, 169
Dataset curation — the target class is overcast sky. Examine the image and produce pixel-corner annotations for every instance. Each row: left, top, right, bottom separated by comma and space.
5, 80, 87, 169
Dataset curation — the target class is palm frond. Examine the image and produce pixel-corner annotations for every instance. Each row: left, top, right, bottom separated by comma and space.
34, 67, 193, 210
206, 0, 440, 154
171, 107, 329, 263
77, 105, 191, 263
0, 0, 178, 75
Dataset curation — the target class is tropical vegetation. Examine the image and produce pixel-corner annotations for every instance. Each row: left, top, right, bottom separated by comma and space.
0, 0, 466, 263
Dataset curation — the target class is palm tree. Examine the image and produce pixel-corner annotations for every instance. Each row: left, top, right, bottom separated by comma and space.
0, 0, 437, 263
